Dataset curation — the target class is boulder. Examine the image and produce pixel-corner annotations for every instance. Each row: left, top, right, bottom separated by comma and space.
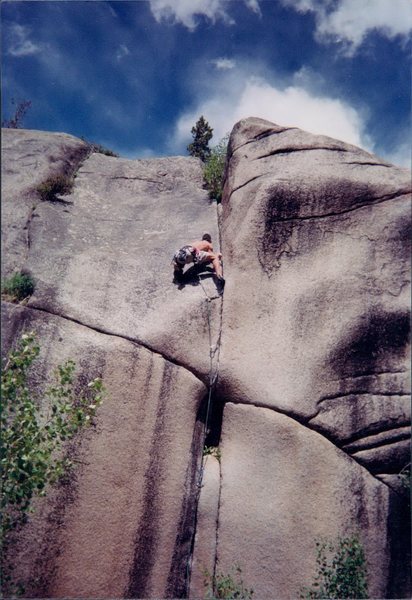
219, 117, 411, 478
24, 150, 222, 380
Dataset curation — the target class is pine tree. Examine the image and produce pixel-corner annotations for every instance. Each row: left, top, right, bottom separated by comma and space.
187, 115, 213, 161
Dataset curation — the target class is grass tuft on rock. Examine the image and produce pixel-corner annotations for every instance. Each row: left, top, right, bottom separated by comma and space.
1, 272, 35, 302
36, 173, 74, 202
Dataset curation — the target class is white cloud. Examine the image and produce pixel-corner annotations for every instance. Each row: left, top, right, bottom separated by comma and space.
7, 24, 42, 57
244, 0, 262, 15
212, 57, 236, 70
149, 0, 232, 29
116, 44, 130, 61
282, 0, 412, 52
172, 73, 370, 153
149, 0, 261, 30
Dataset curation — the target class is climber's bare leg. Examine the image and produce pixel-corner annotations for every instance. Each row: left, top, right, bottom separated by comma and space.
211, 255, 223, 279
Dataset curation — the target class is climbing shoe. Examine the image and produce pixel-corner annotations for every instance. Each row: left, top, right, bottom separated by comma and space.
173, 269, 184, 283
216, 276, 225, 293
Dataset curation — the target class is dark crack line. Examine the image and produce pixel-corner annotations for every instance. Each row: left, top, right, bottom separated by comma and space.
343, 428, 411, 453
255, 145, 351, 160
213, 453, 223, 584
24, 205, 36, 260
63, 213, 140, 223
227, 174, 267, 201
344, 161, 392, 168
308, 420, 411, 449
110, 176, 162, 184
317, 390, 411, 404
19, 302, 209, 387
229, 127, 297, 156
263, 190, 411, 224
329, 370, 408, 382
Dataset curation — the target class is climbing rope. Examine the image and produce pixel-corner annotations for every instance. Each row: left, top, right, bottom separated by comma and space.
198, 276, 222, 445
185, 273, 223, 594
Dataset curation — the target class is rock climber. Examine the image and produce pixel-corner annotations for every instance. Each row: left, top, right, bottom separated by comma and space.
172, 233, 225, 289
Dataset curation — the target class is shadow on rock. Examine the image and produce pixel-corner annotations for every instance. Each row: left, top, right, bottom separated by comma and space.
172, 265, 215, 290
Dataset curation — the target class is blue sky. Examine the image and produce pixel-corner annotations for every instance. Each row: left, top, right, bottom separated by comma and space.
2, 0, 411, 166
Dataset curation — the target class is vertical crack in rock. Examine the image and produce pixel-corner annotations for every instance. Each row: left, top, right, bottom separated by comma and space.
126, 362, 173, 598
180, 205, 225, 596
385, 489, 411, 597
166, 396, 208, 598
213, 450, 223, 583
24, 205, 36, 260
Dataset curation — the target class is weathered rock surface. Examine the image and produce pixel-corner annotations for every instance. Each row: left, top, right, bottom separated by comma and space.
1, 129, 222, 598
189, 455, 221, 597
191, 118, 410, 599
1, 301, 207, 598
214, 403, 402, 599
219, 117, 411, 476
1, 129, 89, 276
2, 120, 410, 599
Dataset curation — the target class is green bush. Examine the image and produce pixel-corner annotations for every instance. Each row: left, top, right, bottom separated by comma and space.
301, 535, 369, 599
1, 272, 35, 302
203, 134, 229, 202
1, 331, 105, 541
204, 565, 254, 599
36, 173, 74, 202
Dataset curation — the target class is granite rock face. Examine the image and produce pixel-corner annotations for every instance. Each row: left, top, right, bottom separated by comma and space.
219, 117, 411, 477
191, 118, 410, 599
2, 122, 410, 599
1, 129, 89, 276
2, 302, 206, 598
1, 129, 222, 598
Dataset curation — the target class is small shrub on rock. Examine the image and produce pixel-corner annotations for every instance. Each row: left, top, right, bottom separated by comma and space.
2, 99, 32, 129
1, 332, 105, 540
203, 445, 221, 463
204, 134, 229, 202
300, 535, 369, 599
204, 565, 253, 599
1, 332, 105, 594
36, 173, 74, 202
1, 271, 35, 302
